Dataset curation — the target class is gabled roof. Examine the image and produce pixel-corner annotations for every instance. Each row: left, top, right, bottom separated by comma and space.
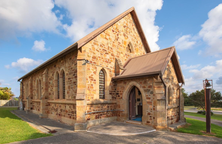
18, 7, 150, 81
113, 47, 185, 84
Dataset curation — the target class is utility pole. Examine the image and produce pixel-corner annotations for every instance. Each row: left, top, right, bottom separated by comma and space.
203, 79, 213, 133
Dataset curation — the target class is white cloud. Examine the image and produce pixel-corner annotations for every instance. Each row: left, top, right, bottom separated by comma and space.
173, 35, 196, 50
181, 64, 200, 70
55, 0, 163, 51
32, 40, 46, 52
189, 59, 222, 80
0, 79, 10, 86
0, 0, 61, 41
183, 60, 222, 93
8, 57, 43, 72
199, 4, 222, 55
5, 65, 10, 69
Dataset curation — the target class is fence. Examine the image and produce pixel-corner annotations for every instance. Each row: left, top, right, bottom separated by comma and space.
0, 100, 19, 106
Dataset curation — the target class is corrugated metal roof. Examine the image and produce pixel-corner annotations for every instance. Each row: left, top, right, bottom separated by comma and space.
113, 47, 185, 84
18, 7, 150, 81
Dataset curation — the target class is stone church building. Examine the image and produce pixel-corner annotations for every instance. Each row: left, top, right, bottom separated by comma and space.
18, 7, 185, 131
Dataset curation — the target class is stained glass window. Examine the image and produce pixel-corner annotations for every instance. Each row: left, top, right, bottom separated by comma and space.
99, 70, 105, 99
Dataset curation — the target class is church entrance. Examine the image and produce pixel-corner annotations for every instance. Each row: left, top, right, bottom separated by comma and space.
129, 86, 142, 121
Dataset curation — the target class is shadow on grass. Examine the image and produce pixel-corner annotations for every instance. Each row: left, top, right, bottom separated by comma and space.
0, 107, 20, 120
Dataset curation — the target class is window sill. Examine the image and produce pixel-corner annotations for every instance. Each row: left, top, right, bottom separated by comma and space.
87, 99, 116, 105
32, 100, 41, 102
167, 105, 179, 109
47, 100, 76, 104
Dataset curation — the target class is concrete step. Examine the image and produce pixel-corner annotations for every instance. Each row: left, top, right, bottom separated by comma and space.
126, 120, 142, 125
168, 122, 186, 131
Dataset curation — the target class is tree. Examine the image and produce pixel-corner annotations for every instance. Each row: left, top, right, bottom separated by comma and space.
189, 89, 222, 110
189, 89, 205, 110
182, 88, 193, 106
0, 87, 14, 100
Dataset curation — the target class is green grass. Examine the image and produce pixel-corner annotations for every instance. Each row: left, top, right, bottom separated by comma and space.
184, 106, 196, 110
184, 112, 222, 121
0, 107, 51, 144
177, 118, 222, 138
211, 108, 222, 111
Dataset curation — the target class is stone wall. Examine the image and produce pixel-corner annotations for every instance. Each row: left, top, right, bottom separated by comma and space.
74, 13, 147, 129
85, 103, 117, 125
112, 77, 156, 127
20, 50, 78, 125
46, 102, 76, 125
32, 101, 41, 114
162, 60, 180, 125
82, 13, 146, 101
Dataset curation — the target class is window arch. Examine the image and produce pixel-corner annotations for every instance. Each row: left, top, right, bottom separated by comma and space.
62, 70, 65, 99
99, 69, 105, 99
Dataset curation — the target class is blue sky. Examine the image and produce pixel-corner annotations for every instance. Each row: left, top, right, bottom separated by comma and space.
0, 0, 222, 97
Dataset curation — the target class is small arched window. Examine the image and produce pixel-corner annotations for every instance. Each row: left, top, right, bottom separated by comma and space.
62, 71, 65, 99
26, 84, 28, 99
115, 60, 120, 76
99, 70, 105, 99
168, 86, 172, 105
36, 80, 38, 99
57, 73, 60, 99
126, 42, 134, 53
39, 80, 41, 99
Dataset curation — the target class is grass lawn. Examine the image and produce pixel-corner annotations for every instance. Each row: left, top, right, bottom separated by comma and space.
184, 112, 222, 121
0, 107, 51, 144
177, 118, 222, 138
184, 106, 196, 110
211, 107, 222, 111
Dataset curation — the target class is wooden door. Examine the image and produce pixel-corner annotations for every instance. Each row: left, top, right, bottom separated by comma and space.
129, 87, 136, 120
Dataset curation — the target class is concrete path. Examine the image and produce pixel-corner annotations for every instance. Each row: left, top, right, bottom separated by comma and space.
11, 130, 222, 144
9, 110, 222, 144
185, 115, 222, 127
12, 110, 74, 135
87, 121, 155, 135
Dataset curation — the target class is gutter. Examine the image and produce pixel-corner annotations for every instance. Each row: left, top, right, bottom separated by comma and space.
159, 74, 166, 108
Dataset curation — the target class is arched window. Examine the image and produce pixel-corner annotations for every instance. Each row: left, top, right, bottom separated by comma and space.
36, 80, 39, 99
99, 70, 105, 99
115, 60, 120, 76
26, 84, 28, 99
39, 80, 41, 99
57, 73, 60, 99
126, 42, 134, 53
168, 86, 171, 105
62, 71, 65, 99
